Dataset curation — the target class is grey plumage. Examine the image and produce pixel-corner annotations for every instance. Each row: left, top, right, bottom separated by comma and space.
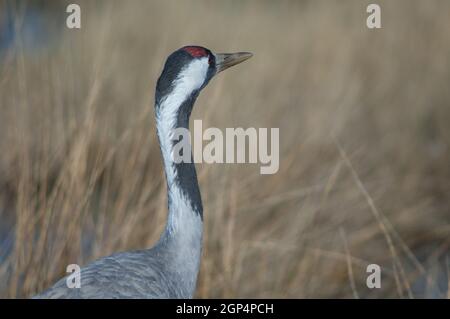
35, 234, 199, 298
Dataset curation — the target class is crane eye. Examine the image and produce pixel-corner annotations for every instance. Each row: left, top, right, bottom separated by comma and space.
208, 55, 214, 65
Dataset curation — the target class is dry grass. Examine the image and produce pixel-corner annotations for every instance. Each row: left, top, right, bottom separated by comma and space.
0, 0, 449, 298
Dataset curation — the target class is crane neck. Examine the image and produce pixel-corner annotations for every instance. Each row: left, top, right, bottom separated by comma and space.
154, 90, 203, 288
156, 92, 203, 221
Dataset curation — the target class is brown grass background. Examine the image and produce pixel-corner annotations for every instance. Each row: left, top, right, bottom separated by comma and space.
0, 0, 449, 298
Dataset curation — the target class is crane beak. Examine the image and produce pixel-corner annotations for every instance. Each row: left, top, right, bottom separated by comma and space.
215, 52, 253, 73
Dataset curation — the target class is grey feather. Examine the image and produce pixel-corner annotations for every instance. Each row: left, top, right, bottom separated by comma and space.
34, 242, 196, 299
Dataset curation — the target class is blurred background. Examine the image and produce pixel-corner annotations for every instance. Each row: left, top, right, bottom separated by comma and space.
0, 0, 449, 298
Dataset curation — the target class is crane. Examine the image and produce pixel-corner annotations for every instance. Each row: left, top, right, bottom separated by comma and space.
34, 46, 252, 298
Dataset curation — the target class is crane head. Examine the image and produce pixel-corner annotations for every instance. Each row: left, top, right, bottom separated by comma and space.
155, 46, 252, 107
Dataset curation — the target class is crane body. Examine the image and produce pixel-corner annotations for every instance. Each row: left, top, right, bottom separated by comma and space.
34, 46, 252, 299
